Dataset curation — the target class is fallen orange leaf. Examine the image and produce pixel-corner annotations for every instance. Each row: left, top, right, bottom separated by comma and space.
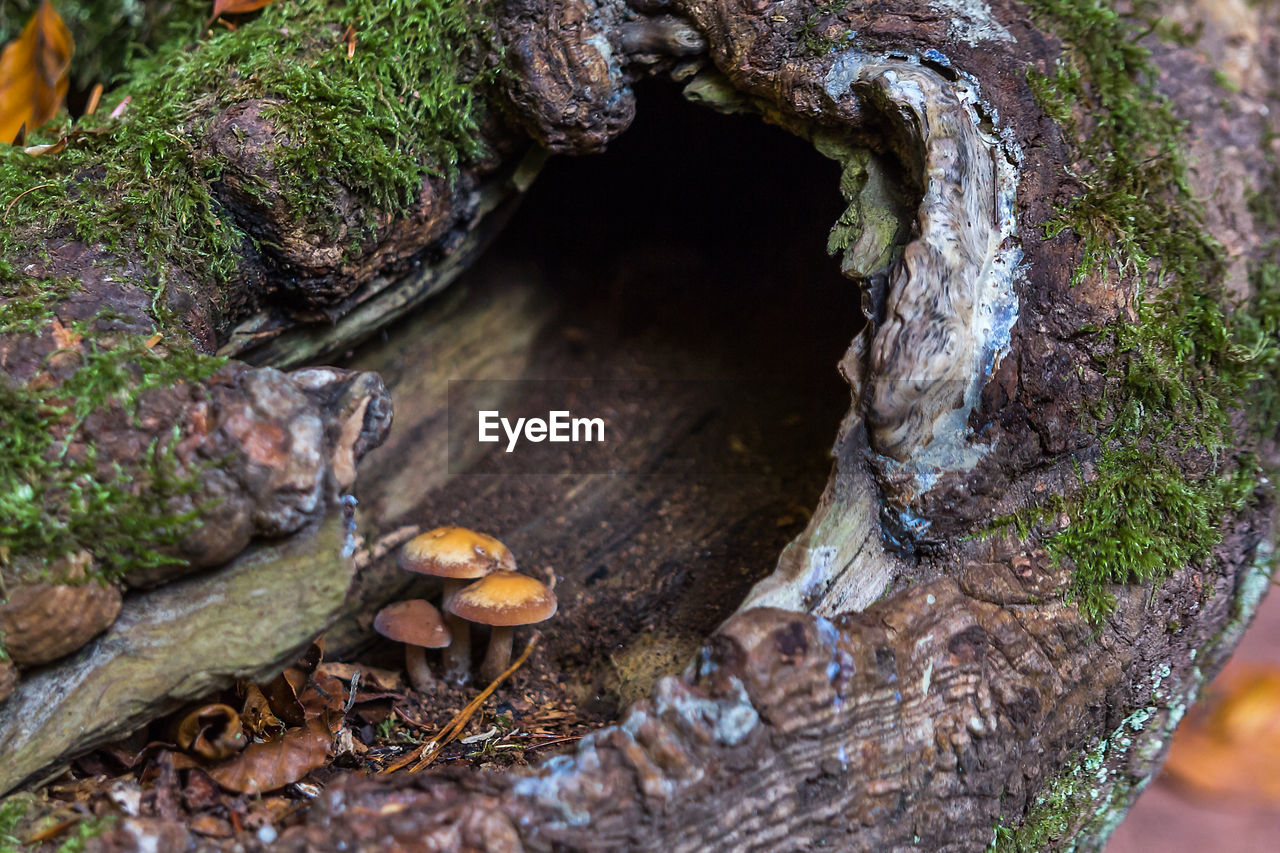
212, 0, 279, 19
48, 317, 81, 349
1164, 661, 1280, 804
0, 1, 73, 145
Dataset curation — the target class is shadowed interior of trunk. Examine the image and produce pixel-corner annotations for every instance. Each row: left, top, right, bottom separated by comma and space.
334, 82, 868, 717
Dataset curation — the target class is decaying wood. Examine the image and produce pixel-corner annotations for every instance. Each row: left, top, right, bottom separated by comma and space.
0, 0, 1277, 850
0, 514, 353, 795
273, 0, 1278, 849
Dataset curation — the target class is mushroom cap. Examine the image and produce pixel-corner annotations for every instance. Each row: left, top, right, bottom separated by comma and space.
448, 571, 558, 627
373, 599, 452, 648
398, 526, 516, 580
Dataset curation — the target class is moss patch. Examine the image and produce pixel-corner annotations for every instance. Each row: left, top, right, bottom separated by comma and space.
0, 299, 225, 578
0, 0, 498, 576
1018, 0, 1280, 621
0, 794, 115, 853
1, 0, 499, 288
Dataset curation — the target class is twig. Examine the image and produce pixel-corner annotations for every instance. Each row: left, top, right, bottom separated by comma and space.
353, 524, 420, 569
342, 669, 362, 717
523, 736, 583, 753
4, 182, 55, 222
382, 633, 540, 773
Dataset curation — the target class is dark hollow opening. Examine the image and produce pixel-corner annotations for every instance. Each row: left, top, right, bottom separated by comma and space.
347, 81, 865, 719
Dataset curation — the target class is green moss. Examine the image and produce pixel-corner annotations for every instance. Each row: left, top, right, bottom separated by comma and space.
1, 0, 499, 288
49, 816, 116, 853
1210, 68, 1242, 93
0, 1, 498, 575
0, 796, 115, 853
0, 798, 22, 853
798, 2, 852, 57
1055, 448, 1254, 622
0, 311, 224, 578
1016, 0, 1280, 621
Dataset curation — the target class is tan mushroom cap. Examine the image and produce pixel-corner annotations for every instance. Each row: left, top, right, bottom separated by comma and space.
448, 571, 557, 627
373, 599, 452, 648
399, 526, 516, 580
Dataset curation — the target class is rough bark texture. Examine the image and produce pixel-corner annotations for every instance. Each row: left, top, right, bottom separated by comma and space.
0, 0, 1277, 850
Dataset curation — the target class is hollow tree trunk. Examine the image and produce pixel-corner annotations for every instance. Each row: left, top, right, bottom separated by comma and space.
2, 0, 1279, 851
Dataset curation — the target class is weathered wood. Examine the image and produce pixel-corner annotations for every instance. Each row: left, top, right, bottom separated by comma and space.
0, 0, 1277, 849
277, 0, 1280, 850
0, 515, 353, 795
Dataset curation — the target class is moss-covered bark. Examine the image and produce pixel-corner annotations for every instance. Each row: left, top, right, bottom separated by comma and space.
0, 0, 1278, 848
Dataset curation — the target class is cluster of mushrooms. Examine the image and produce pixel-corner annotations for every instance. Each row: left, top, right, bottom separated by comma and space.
373, 527, 557, 690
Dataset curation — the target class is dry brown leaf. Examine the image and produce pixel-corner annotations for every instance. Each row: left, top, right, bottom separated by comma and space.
48, 317, 80, 348
212, 0, 279, 19
316, 661, 405, 691
0, 1, 73, 145
240, 683, 285, 742
169, 703, 247, 763
189, 814, 233, 838
258, 640, 324, 727
1164, 662, 1280, 804
206, 717, 333, 794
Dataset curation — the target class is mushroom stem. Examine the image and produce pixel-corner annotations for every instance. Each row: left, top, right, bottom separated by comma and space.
480, 626, 514, 684
404, 644, 437, 692
441, 579, 471, 685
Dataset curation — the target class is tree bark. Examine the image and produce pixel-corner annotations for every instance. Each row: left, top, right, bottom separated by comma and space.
1, 0, 1277, 850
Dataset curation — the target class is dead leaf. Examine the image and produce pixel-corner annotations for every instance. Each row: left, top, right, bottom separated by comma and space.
212, 0, 279, 19
240, 683, 285, 742
206, 717, 333, 795
317, 661, 404, 691
48, 317, 80, 348
23, 137, 65, 157
189, 814, 233, 838
169, 704, 247, 762
0, 1, 73, 145
298, 670, 346, 720
258, 639, 326, 726
83, 82, 101, 116
1164, 661, 1280, 804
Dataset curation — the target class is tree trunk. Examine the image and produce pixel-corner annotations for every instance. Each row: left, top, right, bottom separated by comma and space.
1, 0, 1278, 850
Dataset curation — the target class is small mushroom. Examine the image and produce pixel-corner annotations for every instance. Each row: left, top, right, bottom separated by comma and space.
447, 571, 557, 684
373, 599, 452, 692
398, 526, 516, 684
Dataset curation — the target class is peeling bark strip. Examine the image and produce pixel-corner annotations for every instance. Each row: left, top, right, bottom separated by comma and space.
828, 53, 1021, 541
